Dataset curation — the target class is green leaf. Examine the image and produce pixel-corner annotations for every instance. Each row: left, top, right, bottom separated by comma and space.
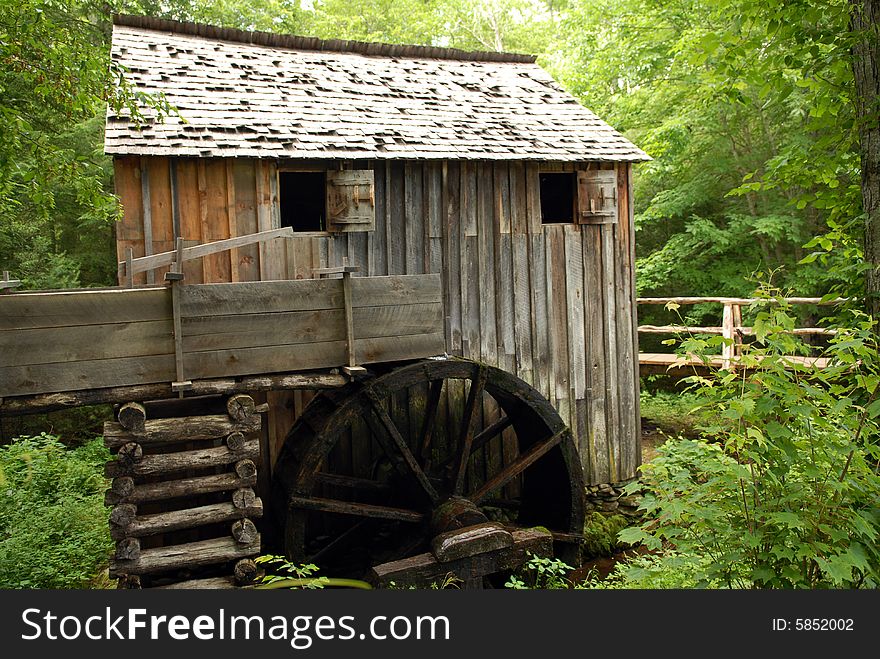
617, 526, 647, 545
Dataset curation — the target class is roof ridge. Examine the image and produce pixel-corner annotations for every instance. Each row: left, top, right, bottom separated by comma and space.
112, 14, 538, 64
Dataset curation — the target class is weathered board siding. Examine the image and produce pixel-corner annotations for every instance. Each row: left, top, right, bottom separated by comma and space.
113, 156, 640, 485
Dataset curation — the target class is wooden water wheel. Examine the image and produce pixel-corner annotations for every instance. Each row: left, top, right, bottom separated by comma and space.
271, 358, 585, 583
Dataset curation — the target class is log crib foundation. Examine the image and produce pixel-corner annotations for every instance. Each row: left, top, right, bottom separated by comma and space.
105, 394, 266, 589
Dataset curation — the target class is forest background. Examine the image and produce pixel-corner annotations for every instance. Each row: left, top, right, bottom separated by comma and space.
0, 0, 866, 314
2, 0, 880, 589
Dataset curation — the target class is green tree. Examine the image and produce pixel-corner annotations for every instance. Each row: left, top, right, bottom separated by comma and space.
552, 0, 859, 327
306, 0, 561, 53
0, 0, 169, 288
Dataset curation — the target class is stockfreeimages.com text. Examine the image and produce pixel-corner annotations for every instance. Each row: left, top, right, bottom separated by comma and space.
21, 607, 450, 649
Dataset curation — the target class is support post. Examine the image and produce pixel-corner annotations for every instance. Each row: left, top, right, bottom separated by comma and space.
731, 303, 743, 358
313, 258, 366, 378
342, 264, 356, 369
166, 238, 192, 398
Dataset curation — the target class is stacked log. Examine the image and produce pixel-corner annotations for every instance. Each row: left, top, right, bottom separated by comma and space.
105, 394, 266, 588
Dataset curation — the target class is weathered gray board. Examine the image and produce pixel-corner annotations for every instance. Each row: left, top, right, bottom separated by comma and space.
0, 274, 444, 398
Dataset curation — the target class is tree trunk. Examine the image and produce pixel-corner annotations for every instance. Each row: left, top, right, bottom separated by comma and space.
852, 0, 880, 318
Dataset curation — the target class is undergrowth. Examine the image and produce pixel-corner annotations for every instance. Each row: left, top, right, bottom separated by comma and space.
0, 434, 112, 588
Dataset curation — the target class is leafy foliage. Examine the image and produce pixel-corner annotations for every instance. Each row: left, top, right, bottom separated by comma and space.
639, 389, 706, 436
0, 0, 171, 289
255, 555, 329, 588
505, 552, 578, 589
551, 0, 860, 317
0, 434, 112, 588
1, 0, 864, 299
585, 551, 722, 589
620, 298, 880, 588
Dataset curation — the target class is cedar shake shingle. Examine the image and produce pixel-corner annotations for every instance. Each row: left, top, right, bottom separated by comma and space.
105, 17, 649, 162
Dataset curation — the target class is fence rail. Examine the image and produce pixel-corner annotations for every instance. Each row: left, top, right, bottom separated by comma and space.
637, 296, 844, 372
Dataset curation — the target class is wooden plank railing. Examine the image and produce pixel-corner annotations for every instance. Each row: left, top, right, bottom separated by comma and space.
637, 296, 844, 371
0, 271, 21, 293
118, 227, 295, 284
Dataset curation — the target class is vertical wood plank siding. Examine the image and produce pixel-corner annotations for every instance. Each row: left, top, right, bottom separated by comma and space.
114, 157, 640, 485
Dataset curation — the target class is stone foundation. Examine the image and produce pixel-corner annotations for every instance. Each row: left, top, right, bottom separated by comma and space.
585, 478, 643, 518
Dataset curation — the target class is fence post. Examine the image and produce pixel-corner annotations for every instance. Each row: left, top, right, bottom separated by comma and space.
731, 303, 743, 358
721, 303, 734, 370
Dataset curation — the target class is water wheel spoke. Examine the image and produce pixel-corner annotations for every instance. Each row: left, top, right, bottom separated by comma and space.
290, 495, 425, 523
365, 389, 440, 504
470, 430, 567, 504
308, 519, 371, 564
452, 366, 487, 496
438, 413, 511, 470
314, 472, 392, 494
418, 379, 444, 466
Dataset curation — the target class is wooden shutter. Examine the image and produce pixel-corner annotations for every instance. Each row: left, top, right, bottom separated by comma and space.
326, 170, 375, 232
577, 170, 618, 225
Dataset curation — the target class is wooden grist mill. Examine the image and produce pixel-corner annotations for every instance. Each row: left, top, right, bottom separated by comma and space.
0, 14, 649, 588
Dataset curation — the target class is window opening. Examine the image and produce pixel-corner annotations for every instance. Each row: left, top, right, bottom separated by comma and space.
280, 171, 326, 232
539, 173, 576, 224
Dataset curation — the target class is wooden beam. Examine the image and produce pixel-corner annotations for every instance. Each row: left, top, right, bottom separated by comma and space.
453, 366, 486, 496
637, 325, 837, 336
419, 380, 444, 465
119, 227, 295, 277
0, 287, 169, 330
471, 430, 566, 504
289, 495, 424, 523
369, 528, 551, 587
365, 388, 440, 504
638, 325, 724, 335
637, 296, 845, 306
140, 157, 155, 285
105, 471, 257, 506
103, 414, 260, 449
431, 522, 513, 562
0, 371, 346, 416
0, 271, 21, 292
105, 439, 259, 478
342, 267, 357, 367
110, 499, 262, 539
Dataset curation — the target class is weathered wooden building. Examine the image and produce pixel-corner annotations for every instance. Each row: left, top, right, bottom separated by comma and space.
106, 14, 649, 490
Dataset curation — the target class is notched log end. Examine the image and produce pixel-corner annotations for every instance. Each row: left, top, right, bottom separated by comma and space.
118, 402, 147, 432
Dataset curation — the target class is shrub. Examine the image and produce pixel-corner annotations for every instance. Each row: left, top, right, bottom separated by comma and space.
619, 296, 880, 588
585, 551, 722, 589
0, 434, 112, 588
505, 553, 578, 589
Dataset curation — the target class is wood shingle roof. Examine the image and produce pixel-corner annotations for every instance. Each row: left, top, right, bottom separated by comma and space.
105, 15, 649, 162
